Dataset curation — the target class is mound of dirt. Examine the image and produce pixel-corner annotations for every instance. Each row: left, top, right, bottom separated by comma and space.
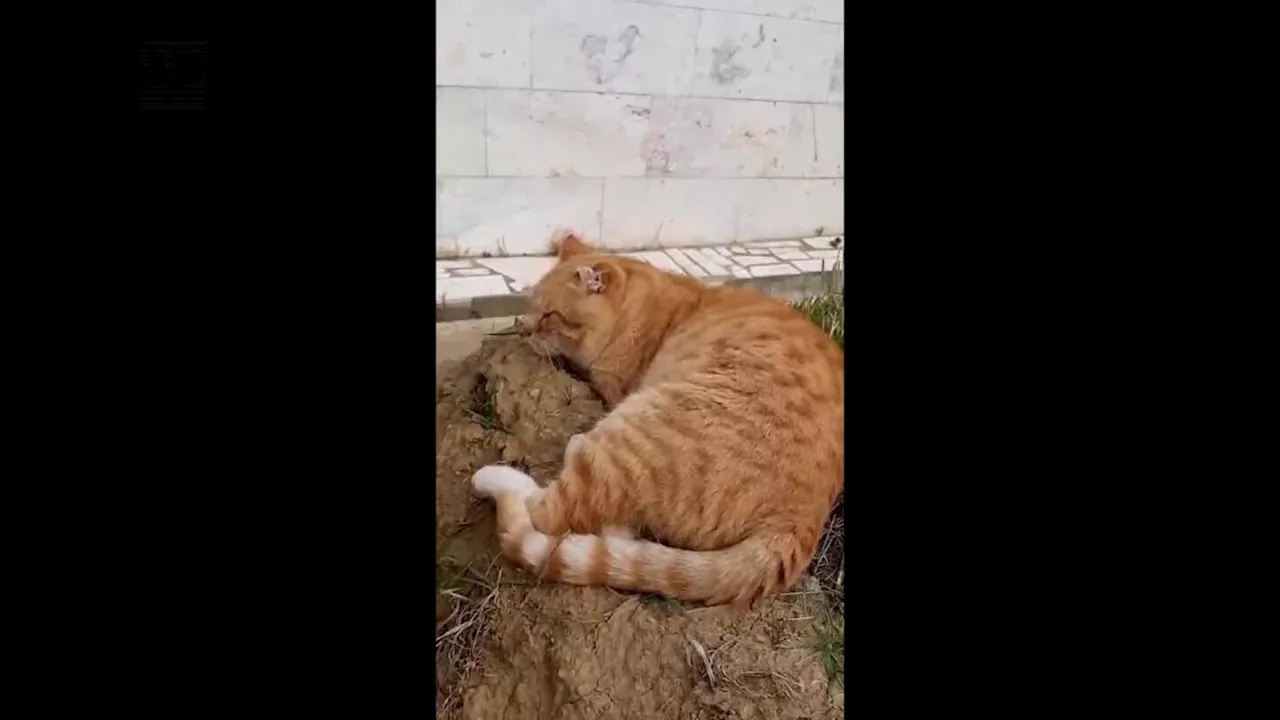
436, 332, 842, 720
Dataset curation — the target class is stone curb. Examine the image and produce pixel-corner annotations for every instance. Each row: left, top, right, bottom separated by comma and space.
436, 236, 843, 323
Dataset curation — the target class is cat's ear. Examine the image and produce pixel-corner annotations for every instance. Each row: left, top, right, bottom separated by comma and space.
555, 230, 592, 261
575, 265, 604, 292
576, 261, 625, 295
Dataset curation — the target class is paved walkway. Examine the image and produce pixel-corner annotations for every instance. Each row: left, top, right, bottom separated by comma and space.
436, 235, 843, 321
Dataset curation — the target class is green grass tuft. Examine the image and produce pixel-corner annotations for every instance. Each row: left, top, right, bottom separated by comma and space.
792, 293, 844, 349
791, 248, 843, 349
793, 245, 845, 687
640, 593, 685, 614
813, 614, 845, 685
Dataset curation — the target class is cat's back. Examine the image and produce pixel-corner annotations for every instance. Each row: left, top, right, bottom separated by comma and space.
613, 285, 842, 549
644, 285, 843, 405
635, 284, 842, 473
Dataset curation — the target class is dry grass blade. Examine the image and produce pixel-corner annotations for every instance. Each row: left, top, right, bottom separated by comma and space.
437, 599, 463, 628
809, 495, 845, 608
436, 567, 504, 720
463, 564, 497, 591
440, 588, 470, 603
688, 637, 716, 688
436, 618, 477, 647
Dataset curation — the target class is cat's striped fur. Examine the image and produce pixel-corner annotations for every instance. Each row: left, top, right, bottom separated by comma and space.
471, 231, 843, 606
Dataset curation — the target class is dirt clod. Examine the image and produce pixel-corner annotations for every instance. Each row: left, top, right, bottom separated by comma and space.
437, 332, 842, 720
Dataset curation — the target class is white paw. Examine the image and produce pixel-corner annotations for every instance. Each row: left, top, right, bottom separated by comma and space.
472, 465, 539, 499
564, 433, 587, 465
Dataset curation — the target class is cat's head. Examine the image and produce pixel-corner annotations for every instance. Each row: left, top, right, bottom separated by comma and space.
521, 231, 631, 363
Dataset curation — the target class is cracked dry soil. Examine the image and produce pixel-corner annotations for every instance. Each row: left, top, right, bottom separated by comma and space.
436, 332, 843, 720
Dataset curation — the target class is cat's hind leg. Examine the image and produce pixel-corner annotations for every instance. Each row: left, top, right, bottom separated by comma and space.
472, 450, 634, 573
546, 432, 622, 535
527, 443, 633, 537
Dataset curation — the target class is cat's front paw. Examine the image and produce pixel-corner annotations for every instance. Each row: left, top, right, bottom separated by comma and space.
472, 465, 539, 499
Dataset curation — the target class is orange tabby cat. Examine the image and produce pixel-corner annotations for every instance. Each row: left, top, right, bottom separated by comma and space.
471, 232, 843, 606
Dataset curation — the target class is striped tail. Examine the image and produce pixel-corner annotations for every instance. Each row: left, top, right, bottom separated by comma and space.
472, 465, 811, 606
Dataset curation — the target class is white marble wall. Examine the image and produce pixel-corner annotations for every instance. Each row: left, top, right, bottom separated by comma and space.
436, 0, 844, 258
